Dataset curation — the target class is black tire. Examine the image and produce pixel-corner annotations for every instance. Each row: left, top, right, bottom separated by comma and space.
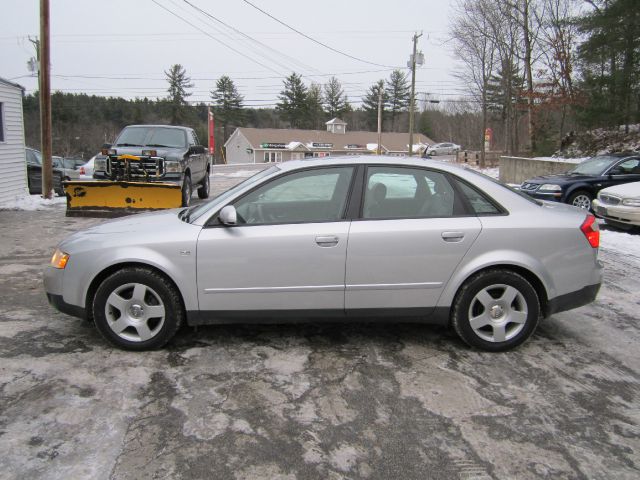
92, 267, 183, 351
567, 190, 593, 210
197, 171, 210, 199
181, 175, 192, 207
451, 269, 540, 352
54, 174, 65, 196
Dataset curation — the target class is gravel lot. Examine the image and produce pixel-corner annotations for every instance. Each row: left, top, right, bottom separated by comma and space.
0, 163, 639, 479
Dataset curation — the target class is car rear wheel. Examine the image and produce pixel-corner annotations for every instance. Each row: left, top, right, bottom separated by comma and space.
181, 175, 192, 207
92, 267, 183, 350
197, 172, 210, 199
568, 190, 592, 210
452, 269, 540, 352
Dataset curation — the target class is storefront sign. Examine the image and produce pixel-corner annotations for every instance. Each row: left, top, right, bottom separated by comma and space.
345, 144, 364, 149
260, 143, 286, 149
311, 142, 333, 148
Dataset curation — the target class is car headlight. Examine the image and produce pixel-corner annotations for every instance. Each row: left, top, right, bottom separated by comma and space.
50, 249, 70, 269
94, 158, 107, 171
539, 184, 562, 192
622, 198, 640, 207
165, 160, 181, 173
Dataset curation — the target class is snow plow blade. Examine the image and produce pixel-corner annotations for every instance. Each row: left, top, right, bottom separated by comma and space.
64, 181, 182, 217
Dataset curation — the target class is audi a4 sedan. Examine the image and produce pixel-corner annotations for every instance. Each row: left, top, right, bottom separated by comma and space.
45, 156, 603, 352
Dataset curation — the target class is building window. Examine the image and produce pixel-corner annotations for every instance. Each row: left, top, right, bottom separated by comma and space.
313, 152, 330, 158
0, 103, 5, 142
291, 152, 304, 160
263, 151, 282, 163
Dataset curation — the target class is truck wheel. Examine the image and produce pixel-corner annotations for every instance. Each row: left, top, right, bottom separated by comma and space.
92, 267, 183, 350
197, 172, 210, 199
181, 175, 192, 207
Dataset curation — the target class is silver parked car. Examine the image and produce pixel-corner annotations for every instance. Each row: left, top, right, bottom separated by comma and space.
426, 142, 461, 156
44, 156, 602, 351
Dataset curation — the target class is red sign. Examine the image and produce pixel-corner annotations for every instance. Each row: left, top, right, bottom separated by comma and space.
208, 108, 215, 155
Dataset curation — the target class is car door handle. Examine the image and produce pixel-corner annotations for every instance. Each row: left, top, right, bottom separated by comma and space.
441, 231, 465, 242
315, 235, 339, 247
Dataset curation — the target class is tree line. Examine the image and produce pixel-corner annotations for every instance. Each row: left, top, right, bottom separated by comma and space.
22, 0, 638, 161
451, 0, 639, 163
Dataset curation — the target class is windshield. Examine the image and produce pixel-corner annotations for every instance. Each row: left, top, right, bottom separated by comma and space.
569, 156, 618, 176
114, 127, 187, 148
186, 166, 279, 223
464, 167, 542, 205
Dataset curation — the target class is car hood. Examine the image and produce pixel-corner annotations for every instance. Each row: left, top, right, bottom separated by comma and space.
110, 146, 188, 158
59, 209, 192, 251
599, 181, 640, 198
524, 173, 591, 184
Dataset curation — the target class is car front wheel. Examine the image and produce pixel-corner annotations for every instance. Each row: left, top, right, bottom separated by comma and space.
92, 267, 183, 350
451, 269, 540, 352
568, 190, 593, 210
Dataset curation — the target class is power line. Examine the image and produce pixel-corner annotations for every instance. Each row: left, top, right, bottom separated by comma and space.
150, 0, 282, 76
182, 0, 323, 77
241, 0, 400, 69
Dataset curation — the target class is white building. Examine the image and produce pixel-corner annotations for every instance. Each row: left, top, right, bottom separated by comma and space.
224, 118, 434, 165
0, 77, 27, 203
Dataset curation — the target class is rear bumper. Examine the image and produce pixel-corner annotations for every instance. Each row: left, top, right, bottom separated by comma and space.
546, 283, 601, 316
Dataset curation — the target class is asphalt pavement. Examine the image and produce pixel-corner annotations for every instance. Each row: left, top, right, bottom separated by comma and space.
0, 163, 638, 480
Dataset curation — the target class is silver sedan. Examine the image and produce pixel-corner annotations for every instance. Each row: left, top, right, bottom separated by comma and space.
44, 156, 603, 351
426, 142, 461, 156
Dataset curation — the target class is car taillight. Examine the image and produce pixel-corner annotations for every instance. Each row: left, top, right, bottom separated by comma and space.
580, 214, 599, 248
79, 166, 85, 175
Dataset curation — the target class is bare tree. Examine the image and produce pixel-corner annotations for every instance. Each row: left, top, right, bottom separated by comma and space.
451, 0, 498, 166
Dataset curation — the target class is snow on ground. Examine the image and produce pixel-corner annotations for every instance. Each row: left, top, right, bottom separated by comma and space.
214, 170, 260, 178
600, 226, 640, 259
0, 194, 66, 211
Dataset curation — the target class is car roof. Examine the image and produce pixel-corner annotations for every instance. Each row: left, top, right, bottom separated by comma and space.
276, 155, 464, 172
124, 125, 190, 130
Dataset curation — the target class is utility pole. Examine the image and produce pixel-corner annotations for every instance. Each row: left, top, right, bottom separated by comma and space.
39, 0, 53, 198
407, 32, 423, 157
376, 87, 383, 155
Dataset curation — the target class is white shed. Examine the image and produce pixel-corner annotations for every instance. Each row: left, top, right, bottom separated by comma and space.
0, 77, 27, 203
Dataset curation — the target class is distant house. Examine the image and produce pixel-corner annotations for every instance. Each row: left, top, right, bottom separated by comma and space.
224, 118, 434, 165
0, 77, 27, 203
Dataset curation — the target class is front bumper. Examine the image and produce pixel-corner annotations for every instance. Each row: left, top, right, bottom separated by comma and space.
592, 199, 640, 227
44, 265, 86, 320
521, 190, 564, 202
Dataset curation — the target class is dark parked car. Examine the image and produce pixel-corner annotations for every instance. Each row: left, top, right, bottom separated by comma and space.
25, 147, 64, 196
520, 154, 640, 210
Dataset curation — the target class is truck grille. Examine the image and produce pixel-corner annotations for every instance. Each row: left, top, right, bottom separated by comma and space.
106, 156, 165, 179
599, 194, 621, 205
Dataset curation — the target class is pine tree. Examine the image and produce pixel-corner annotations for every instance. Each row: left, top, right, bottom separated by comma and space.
165, 64, 193, 125
362, 80, 388, 131
306, 83, 325, 129
211, 75, 244, 141
576, 0, 640, 130
276, 73, 308, 128
385, 70, 410, 131
323, 77, 349, 119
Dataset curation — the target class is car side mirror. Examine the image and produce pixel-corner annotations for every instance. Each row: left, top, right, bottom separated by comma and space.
190, 145, 205, 154
219, 205, 237, 225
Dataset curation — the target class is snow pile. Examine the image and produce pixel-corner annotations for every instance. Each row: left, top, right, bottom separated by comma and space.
0, 194, 66, 211
556, 124, 640, 158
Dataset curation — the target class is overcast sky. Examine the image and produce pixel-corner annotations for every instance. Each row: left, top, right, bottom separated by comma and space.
1, 0, 467, 108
